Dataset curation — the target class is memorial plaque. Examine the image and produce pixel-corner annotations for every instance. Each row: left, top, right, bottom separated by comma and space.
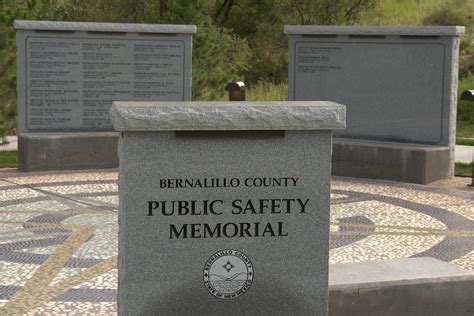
293, 41, 444, 143
112, 101, 346, 315
25, 38, 185, 130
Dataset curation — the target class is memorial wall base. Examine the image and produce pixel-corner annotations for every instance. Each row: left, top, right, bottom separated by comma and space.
332, 138, 451, 184
18, 132, 118, 172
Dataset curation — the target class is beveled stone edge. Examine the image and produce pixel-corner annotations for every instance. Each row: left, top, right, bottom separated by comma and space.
284, 25, 465, 36
14, 20, 196, 34
111, 101, 346, 131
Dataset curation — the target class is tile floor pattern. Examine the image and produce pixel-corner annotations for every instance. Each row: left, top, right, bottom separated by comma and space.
0, 170, 472, 315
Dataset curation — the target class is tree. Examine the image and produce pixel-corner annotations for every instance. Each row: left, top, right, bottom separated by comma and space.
211, 0, 376, 84
192, 17, 251, 100
282, 0, 376, 25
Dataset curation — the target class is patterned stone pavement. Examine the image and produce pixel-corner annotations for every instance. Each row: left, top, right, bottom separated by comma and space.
0, 170, 472, 315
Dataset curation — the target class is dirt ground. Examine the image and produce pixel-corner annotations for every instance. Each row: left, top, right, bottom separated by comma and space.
429, 176, 474, 192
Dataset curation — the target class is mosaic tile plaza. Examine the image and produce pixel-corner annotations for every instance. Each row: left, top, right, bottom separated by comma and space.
0, 170, 472, 315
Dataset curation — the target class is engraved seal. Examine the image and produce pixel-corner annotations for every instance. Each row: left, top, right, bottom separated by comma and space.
203, 249, 254, 299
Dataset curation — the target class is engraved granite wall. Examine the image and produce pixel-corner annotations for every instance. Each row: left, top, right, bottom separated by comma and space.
286, 26, 465, 182
15, 20, 196, 171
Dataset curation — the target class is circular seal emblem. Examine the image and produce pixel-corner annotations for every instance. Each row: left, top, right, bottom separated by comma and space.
203, 249, 254, 299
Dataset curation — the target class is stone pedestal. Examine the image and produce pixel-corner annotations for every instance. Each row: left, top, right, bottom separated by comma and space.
111, 101, 345, 315
332, 138, 451, 184
18, 132, 119, 171
329, 258, 474, 316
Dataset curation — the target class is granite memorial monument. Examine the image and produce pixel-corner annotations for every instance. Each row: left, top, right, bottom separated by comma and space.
286, 25, 465, 184
112, 101, 346, 315
15, 20, 195, 171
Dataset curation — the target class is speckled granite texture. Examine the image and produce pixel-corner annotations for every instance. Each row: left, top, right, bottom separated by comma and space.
111, 101, 346, 131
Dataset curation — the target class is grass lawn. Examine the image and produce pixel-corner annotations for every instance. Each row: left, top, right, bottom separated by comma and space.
456, 121, 474, 141
0, 151, 17, 168
456, 78, 474, 142
455, 163, 473, 178
456, 138, 474, 146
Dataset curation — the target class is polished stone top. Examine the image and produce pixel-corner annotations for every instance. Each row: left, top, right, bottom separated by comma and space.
284, 25, 465, 36
14, 20, 196, 34
111, 101, 346, 131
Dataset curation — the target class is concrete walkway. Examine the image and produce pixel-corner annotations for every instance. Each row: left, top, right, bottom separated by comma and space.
1, 136, 473, 163
456, 145, 474, 163
0, 136, 17, 151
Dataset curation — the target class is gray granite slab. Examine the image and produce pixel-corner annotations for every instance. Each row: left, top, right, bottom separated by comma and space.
329, 257, 474, 288
329, 258, 474, 316
14, 20, 196, 33
111, 101, 346, 131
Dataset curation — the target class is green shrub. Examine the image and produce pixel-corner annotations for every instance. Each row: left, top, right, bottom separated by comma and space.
246, 81, 288, 101
0, 150, 17, 168
422, 0, 473, 78
455, 163, 473, 177
0, 0, 68, 140
421, 0, 473, 27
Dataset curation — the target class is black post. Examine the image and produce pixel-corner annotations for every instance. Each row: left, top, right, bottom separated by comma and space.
460, 90, 474, 187
471, 152, 474, 187
225, 81, 246, 101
